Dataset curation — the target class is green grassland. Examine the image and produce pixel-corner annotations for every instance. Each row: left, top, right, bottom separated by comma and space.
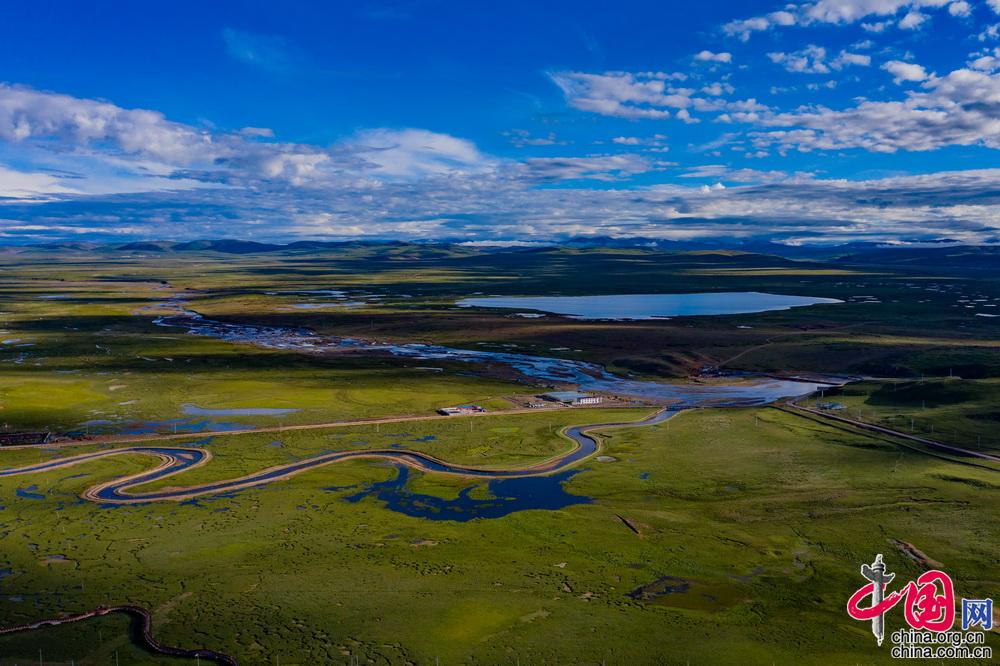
0, 268, 524, 432
816, 378, 1000, 454
0, 244, 998, 664
1, 408, 997, 665
2, 246, 999, 411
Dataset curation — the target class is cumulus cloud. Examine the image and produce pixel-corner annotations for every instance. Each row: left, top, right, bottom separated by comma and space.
609, 134, 670, 151
948, 1, 971, 17
548, 70, 697, 120
694, 50, 732, 63
0, 84, 503, 189
0, 84, 220, 165
724, 0, 956, 40
2, 83, 1000, 246
4, 167, 999, 245
833, 51, 872, 68
768, 46, 870, 74
883, 60, 930, 83
747, 66, 1000, 153
969, 48, 1000, 71
898, 10, 928, 29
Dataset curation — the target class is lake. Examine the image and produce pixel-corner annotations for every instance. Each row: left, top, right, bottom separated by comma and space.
456, 292, 842, 320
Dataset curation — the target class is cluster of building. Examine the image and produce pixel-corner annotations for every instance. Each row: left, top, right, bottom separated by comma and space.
438, 391, 604, 416
437, 404, 487, 416
538, 391, 603, 406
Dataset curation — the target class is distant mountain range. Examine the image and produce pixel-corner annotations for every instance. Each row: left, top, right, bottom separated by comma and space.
4, 237, 1000, 270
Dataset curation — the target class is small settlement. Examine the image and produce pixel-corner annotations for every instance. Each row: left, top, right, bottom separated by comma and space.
540, 391, 603, 406
437, 404, 487, 416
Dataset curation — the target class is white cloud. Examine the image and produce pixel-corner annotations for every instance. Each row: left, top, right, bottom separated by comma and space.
898, 10, 928, 29
0, 84, 219, 165
701, 82, 735, 96
0, 165, 81, 200
549, 71, 699, 120
724, 0, 957, 39
768, 46, 870, 74
724, 16, 772, 41
675, 109, 700, 124
769, 46, 829, 73
833, 51, 872, 68
0, 84, 501, 194
969, 48, 1000, 71
748, 66, 1000, 153
978, 23, 1000, 41
4, 162, 1000, 245
694, 50, 732, 63
883, 60, 930, 82
343, 128, 491, 178
503, 129, 567, 147
609, 134, 670, 151
948, 1, 971, 17
2, 83, 1000, 246
240, 127, 276, 138
861, 20, 892, 32
681, 164, 810, 183
517, 154, 659, 182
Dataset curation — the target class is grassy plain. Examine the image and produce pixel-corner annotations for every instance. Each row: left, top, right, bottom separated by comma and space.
0, 408, 997, 664
2, 245, 999, 407
808, 379, 1000, 454
0, 244, 998, 664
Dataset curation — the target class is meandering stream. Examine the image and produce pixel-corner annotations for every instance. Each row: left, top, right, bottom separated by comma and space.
0, 409, 675, 505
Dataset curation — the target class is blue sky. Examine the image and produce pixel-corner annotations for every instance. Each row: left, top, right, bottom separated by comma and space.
2, 0, 1000, 245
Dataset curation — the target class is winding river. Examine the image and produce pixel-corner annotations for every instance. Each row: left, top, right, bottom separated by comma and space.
1, 301, 840, 506
1, 410, 675, 505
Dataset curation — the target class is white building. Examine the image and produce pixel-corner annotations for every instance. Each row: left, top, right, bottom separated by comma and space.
540, 391, 603, 406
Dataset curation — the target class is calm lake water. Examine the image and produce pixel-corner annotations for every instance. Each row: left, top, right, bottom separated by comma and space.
457, 292, 842, 320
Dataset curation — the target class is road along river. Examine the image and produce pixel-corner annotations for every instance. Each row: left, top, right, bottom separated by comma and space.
0, 409, 676, 505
